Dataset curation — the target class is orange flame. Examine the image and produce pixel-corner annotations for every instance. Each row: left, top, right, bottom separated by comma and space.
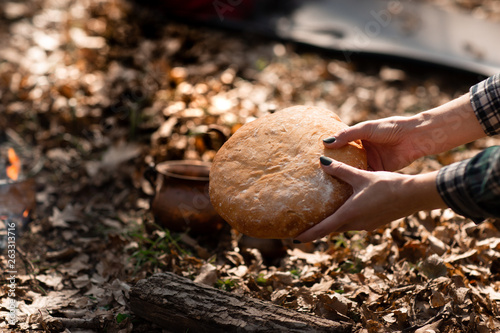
6, 148, 20, 181
23, 209, 29, 218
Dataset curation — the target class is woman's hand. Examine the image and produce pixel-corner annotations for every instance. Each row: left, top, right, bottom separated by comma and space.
325, 93, 485, 172
295, 93, 485, 242
325, 116, 425, 171
294, 157, 448, 243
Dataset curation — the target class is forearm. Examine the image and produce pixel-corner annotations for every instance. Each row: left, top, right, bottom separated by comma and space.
409, 73, 500, 158
409, 93, 485, 157
404, 171, 448, 212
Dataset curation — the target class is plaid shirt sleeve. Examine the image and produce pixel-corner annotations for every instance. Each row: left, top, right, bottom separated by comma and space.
436, 74, 500, 223
470, 74, 500, 136
437, 147, 500, 223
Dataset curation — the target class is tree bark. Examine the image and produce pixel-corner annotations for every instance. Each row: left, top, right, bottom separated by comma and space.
129, 272, 352, 333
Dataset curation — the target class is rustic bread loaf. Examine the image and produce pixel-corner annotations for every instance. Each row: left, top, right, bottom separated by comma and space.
209, 105, 367, 239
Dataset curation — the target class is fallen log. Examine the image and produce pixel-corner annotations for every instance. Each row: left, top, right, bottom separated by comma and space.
129, 272, 352, 333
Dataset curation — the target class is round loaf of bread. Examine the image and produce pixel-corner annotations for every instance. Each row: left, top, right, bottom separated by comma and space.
209, 105, 367, 239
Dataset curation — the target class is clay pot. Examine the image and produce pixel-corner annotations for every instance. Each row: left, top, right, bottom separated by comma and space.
146, 160, 225, 234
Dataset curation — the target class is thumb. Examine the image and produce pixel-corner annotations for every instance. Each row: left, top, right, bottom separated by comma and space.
323, 123, 372, 148
319, 156, 367, 187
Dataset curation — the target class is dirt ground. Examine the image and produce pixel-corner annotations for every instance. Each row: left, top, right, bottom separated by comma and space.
1, 0, 500, 332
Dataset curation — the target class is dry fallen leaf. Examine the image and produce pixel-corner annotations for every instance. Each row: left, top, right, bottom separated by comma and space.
194, 263, 218, 286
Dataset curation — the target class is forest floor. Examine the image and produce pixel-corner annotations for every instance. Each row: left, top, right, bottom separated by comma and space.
1, 0, 500, 332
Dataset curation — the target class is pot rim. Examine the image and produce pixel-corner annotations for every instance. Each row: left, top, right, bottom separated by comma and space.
155, 159, 211, 181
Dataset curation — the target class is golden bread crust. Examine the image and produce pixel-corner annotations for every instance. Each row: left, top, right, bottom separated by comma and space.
209, 105, 367, 239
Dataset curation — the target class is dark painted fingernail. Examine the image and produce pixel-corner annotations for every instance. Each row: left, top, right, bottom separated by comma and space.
320, 156, 333, 166
323, 137, 336, 144
293, 240, 302, 244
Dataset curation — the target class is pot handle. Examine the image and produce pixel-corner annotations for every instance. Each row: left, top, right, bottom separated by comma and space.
144, 163, 158, 192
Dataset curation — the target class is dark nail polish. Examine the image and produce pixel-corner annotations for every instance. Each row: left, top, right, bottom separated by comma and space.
323, 137, 336, 144
293, 240, 302, 244
320, 156, 333, 166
